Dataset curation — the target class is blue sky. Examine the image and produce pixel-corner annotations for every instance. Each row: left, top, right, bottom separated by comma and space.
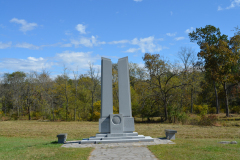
1, 0, 240, 78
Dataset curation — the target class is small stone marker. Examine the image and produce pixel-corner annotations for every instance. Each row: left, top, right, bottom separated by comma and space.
57, 133, 67, 143
165, 129, 177, 140
219, 141, 237, 144
230, 141, 237, 144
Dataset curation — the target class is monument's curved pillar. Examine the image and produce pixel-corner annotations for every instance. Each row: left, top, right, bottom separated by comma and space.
118, 57, 134, 133
99, 57, 113, 133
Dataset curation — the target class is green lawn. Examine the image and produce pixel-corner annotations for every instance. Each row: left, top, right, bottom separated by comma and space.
0, 136, 92, 160
148, 138, 240, 160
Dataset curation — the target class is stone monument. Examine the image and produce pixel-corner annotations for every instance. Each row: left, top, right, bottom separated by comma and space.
80, 57, 154, 144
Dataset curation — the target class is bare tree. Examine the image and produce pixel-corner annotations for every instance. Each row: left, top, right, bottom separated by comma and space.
72, 67, 79, 121
87, 62, 100, 120
178, 47, 195, 71
55, 66, 72, 121
37, 69, 56, 121
178, 47, 196, 113
3, 71, 26, 118
25, 72, 38, 120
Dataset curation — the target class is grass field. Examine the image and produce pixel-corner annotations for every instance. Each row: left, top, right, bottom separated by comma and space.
0, 120, 240, 159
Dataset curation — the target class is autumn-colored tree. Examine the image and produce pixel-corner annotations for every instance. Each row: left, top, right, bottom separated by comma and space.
87, 63, 100, 120
199, 35, 240, 116
142, 53, 186, 120
3, 71, 26, 118
189, 25, 228, 114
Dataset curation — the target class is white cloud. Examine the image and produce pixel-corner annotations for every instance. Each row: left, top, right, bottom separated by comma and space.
61, 43, 72, 47
56, 51, 100, 70
156, 38, 164, 41
27, 57, 44, 61
124, 48, 140, 53
226, 0, 240, 9
0, 51, 100, 75
65, 30, 72, 35
218, 6, 223, 11
40, 43, 62, 48
185, 27, 194, 34
166, 32, 176, 36
10, 18, 38, 33
170, 11, 173, 15
0, 42, 12, 49
0, 57, 52, 72
175, 37, 185, 41
76, 24, 86, 34
131, 36, 162, 53
134, 0, 142, 2
71, 36, 106, 47
15, 42, 66, 49
109, 36, 164, 53
15, 42, 40, 49
109, 40, 129, 44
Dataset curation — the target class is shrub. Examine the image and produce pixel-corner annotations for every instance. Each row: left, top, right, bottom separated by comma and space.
32, 111, 41, 120
198, 114, 218, 126
230, 106, 240, 114
220, 109, 225, 113
208, 107, 216, 114
193, 104, 208, 115
167, 105, 190, 124
92, 111, 100, 121
178, 112, 189, 124
11, 113, 18, 120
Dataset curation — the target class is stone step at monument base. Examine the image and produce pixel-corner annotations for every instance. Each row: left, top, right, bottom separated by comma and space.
80, 137, 154, 144
80, 132, 154, 144
96, 132, 139, 138
89, 135, 146, 140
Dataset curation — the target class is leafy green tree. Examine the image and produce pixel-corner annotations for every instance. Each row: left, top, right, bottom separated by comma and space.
189, 25, 228, 114
3, 71, 26, 118
199, 35, 240, 116
87, 63, 100, 120
142, 53, 186, 120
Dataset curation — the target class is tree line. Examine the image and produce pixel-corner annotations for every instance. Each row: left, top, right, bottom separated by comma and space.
0, 25, 240, 122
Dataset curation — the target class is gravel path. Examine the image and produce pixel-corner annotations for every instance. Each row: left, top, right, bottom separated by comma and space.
62, 138, 175, 160
89, 146, 158, 160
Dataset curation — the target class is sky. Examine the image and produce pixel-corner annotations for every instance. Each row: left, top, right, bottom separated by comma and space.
1, 0, 240, 79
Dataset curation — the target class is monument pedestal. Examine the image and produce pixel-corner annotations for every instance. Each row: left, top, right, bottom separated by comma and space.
81, 113, 154, 144
80, 132, 154, 144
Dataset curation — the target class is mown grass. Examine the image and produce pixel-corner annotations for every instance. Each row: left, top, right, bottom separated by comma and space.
148, 139, 240, 160
0, 120, 240, 159
0, 136, 92, 160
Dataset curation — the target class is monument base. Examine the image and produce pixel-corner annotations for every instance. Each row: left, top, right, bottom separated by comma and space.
99, 115, 135, 133
79, 132, 154, 144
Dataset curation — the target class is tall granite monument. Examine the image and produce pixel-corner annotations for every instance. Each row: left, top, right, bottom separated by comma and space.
80, 57, 153, 144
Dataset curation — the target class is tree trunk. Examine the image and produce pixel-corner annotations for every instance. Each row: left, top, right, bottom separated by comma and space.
52, 99, 54, 121
91, 92, 94, 120
213, 81, 219, 114
17, 102, 19, 118
28, 99, 31, 120
65, 80, 68, 121
164, 101, 168, 121
191, 87, 193, 113
66, 101, 68, 121
224, 82, 229, 117
74, 108, 76, 121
